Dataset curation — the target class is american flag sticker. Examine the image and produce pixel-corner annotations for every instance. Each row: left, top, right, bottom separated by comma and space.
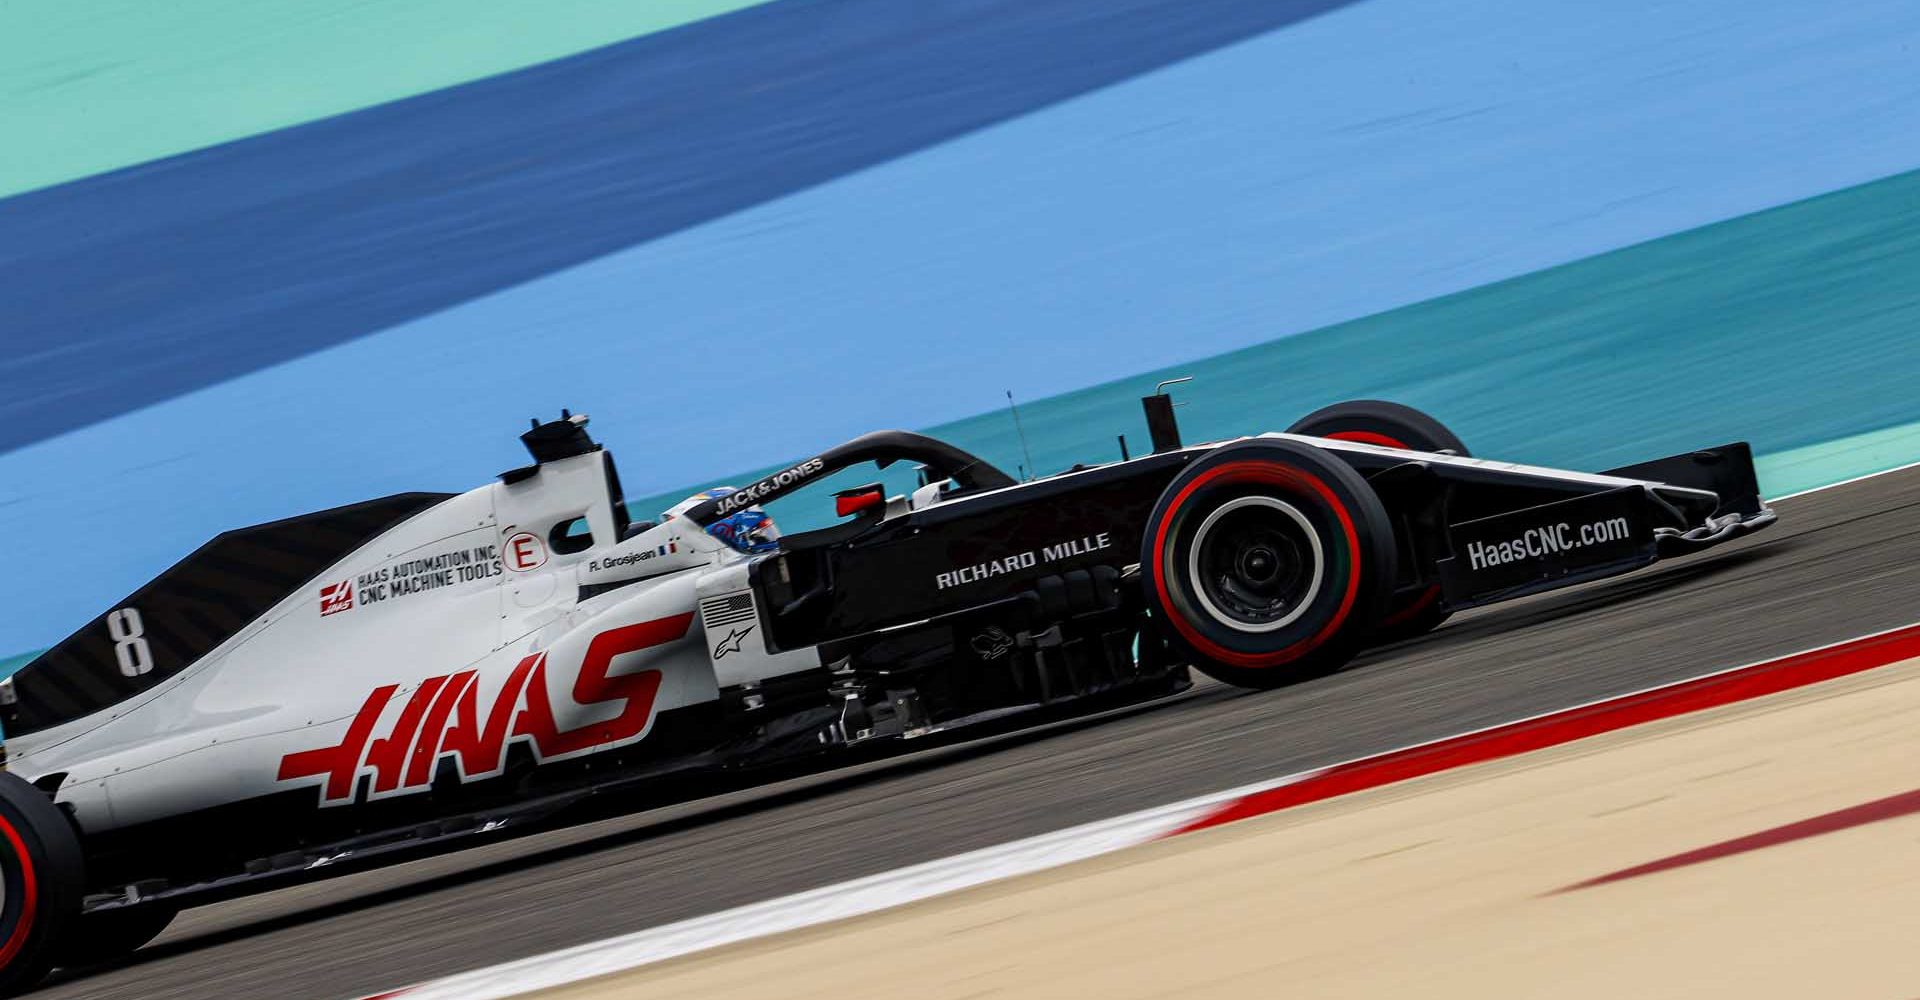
699, 592, 756, 628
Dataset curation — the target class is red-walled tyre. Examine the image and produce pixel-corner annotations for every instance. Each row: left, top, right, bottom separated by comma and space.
0, 773, 85, 996
1287, 400, 1468, 644
1141, 438, 1397, 689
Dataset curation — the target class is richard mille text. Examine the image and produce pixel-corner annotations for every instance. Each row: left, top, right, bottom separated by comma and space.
935, 532, 1112, 590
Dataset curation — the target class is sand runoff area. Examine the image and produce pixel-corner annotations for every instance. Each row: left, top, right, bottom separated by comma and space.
538, 658, 1920, 999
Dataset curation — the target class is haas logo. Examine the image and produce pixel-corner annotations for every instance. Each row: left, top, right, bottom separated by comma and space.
279, 614, 692, 806
319, 580, 355, 617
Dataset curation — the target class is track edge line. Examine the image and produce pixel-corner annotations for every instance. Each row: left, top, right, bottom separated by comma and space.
366, 617, 1920, 1000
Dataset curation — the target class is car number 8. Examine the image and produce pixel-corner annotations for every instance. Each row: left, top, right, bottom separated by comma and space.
107, 607, 153, 677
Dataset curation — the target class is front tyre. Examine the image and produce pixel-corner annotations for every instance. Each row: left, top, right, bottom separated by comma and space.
1287, 399, 1469, 644
1141, 439, 1396, 689
0, 773, 85, 996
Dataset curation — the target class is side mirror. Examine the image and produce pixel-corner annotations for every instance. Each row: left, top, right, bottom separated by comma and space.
834, 483, 886, 518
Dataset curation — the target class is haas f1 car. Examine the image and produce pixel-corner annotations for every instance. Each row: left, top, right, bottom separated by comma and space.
0, 394, 1772, 991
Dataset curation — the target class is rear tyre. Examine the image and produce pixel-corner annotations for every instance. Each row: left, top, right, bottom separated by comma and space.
0, 773, 85, 996
59, 904, 176, 967
1140, 439, 1396, 689
1287, 400, 1468, 644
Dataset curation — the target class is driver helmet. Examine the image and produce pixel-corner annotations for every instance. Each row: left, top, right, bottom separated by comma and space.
668, 487, 781, 554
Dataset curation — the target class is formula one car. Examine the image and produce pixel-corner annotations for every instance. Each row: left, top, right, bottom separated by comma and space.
0, 393, 1773, 991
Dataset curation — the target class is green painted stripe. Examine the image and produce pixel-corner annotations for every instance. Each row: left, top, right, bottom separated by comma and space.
0, 0, 773, 198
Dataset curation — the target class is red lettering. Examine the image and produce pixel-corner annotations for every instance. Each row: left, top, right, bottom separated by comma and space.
515, 613, 692, 758
406, 670, 476, 788
365, 675, 448, 793
280, 614, 694, 804
278, 684, 398, 803
442, 653, 539, 779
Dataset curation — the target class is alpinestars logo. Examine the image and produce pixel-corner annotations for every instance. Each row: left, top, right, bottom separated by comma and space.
278, 613, 693, 805
319, 580, 355, 617
712, 626, 753, 658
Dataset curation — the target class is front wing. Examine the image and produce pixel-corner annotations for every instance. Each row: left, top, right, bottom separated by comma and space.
1433, 442, 1776, 608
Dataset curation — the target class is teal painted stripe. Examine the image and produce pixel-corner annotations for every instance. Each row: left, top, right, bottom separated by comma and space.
1755, 420, 1920, 499
0, 0, 773, 198
631, 165, 1920, 525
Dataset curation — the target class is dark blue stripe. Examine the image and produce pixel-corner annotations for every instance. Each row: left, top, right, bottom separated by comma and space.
0, 0, 1355, 455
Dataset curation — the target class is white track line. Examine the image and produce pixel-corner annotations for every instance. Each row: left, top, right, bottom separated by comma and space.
368, 464, 1910, 999
368, 779, 1293, 1000
372, 618, 1920, 999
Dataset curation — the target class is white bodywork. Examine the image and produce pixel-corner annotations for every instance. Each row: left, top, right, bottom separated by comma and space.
7, 451, 814, 833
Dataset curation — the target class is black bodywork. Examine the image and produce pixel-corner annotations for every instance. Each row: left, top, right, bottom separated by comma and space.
708, 430, 1766, 667
670, 409, 1771, 745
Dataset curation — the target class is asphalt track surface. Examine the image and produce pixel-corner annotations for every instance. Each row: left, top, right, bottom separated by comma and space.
36, 467, 1920, 999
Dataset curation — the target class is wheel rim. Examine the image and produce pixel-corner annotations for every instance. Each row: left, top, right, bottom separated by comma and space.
1186, 495, 1324, 632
